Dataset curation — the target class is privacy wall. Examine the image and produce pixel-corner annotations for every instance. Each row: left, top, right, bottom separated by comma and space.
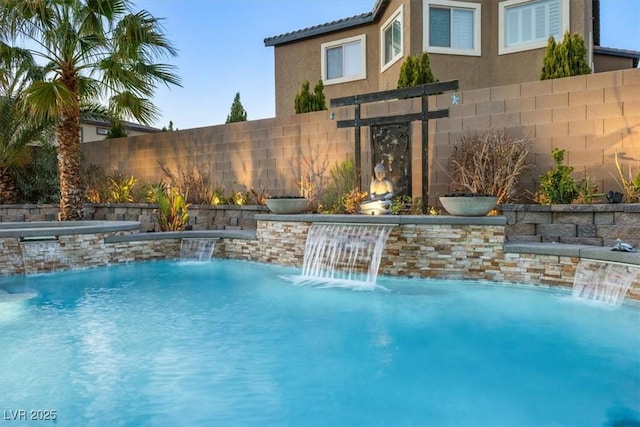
81, 69, 640, 205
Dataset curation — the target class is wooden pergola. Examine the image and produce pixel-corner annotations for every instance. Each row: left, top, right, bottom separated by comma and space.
330, 80, 459, 213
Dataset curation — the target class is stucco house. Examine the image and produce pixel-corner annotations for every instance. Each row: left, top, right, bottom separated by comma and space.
79, 117, 160, 143
265, 0, 640, 116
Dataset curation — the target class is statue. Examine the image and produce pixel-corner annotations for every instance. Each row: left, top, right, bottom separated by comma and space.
360, 163, 394, 215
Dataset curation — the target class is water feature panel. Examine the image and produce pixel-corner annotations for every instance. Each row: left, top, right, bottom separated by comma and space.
180, 238, 218, 261
19, 237, 63, 275
298, 223, 394, 288
572, 259, 638, 306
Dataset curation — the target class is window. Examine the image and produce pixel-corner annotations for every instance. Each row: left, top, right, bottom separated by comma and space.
96, 127, 109, 135
423, 0, 481, 56
321, 35, 366, 85
499, 0, 569, 55
381, 5, 403, 71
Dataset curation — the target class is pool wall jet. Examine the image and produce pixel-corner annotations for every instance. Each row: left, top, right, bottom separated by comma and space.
1, 216, 639, 301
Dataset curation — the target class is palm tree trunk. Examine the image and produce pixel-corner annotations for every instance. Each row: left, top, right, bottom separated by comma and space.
56, 115, 83, 220
57, 72, 83, 221
0, 167, 18, 204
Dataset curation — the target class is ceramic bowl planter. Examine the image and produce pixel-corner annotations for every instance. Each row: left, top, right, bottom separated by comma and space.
265, 197, 309, 214
439, 195, 498, 216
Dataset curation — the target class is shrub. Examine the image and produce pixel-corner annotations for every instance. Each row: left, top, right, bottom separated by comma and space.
13, 144, 60, 204
540, 32, 591, 80
294, 80, 327, 114
147, 182, 190, 231
81, 164, 108, 203
106, 175, 139, 203
160, 165, 213, 205
614, 153, 640, 203
319, 159, 357, 213
447, 129, 531, 204
397, 52, 438, 88
536, 148, 579, 204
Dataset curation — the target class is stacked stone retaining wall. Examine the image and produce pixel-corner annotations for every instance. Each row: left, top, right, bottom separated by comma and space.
501, 204, 640, 247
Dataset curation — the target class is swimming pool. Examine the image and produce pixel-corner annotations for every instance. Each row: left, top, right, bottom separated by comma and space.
1, 259, 638, 426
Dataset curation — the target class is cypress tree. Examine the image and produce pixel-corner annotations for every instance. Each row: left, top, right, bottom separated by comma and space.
226, 92, 247, 123
294, 80, 327, 114
540, 32, 591, 80
397, 52, 437, 88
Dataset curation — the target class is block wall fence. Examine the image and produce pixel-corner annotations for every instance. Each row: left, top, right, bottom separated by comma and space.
81, 69, 640, 206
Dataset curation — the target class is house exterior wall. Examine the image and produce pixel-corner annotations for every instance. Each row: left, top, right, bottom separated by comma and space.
594, 54, 637, 73
271, 0, 595, 117
80, 69, 640, 207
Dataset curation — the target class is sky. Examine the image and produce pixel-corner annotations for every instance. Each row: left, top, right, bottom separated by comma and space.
134, 0, 640, 131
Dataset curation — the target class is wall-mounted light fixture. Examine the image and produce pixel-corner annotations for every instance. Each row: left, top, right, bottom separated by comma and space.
329, 111, 335, 120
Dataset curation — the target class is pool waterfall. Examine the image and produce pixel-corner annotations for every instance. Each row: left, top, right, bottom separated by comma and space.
180, 238, 218, 261
294, 223, 394, 289
572, 259, 639, 306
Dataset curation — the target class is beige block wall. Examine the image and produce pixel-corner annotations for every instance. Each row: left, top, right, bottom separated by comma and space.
81, 69, 640, 207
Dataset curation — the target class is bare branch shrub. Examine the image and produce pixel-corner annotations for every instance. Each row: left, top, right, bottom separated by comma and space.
448, 129, 531, 204
160, 165, 214, 205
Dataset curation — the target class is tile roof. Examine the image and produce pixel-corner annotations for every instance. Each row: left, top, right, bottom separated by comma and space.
264, 0, 389, 47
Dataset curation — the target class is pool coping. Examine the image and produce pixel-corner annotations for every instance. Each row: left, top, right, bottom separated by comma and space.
104, 229, 256, 243
255, 214, 507, 225
0, 221, 140, 238
504, 242, 640, 266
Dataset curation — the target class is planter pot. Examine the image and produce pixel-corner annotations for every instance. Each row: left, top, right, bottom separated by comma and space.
265, 198, 309, 214
439, 196, 498, 216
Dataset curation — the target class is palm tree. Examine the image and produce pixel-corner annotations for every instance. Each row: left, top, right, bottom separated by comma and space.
0, 0, 181, 220
0, 45, 55, 204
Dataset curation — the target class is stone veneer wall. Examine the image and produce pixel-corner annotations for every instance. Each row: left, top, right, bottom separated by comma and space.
1, 216, 638, 300
501, 203, 640, 247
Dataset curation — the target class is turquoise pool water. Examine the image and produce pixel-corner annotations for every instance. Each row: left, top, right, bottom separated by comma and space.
0, 259, 638, 426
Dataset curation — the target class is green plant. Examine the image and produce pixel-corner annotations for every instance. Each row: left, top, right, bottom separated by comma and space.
226, 92, 248, 123
389, 195, 414, 215
13, 143, 60, 204
335, 189, 368, 214
397, 52, 438, 88
614, 153, 640, 203
149, 183, 190, 231
106, 175, 139, 203
229, 189, 250, 206
540, 32, 591, 80
105, 121, 127, 139
536, 149, 579, 204
1, 0, 181, 220
575, 175, 605, 204
319, 159, 357, 213
448, 129, 531, 203
294, 80, 327, 113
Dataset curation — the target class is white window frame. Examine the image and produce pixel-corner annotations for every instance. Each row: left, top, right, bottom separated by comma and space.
96, 127, 109, 135
423, 0, 481, 56
498, 0, 570, 55
321, 34, 367, 85
380, 5, 404, 72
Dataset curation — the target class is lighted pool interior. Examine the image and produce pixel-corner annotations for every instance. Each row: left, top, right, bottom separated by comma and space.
1, 259, 639, 426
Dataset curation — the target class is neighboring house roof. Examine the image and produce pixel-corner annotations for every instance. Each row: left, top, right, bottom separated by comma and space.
593, 46, 640, 68
264, 0, 390, 46
81, 116, 160, 133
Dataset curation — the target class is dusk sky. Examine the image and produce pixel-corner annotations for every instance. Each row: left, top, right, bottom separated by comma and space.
134, 0, 640, 131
